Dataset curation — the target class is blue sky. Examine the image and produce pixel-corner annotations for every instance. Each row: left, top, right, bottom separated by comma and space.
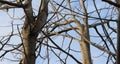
0, 0, 117, 64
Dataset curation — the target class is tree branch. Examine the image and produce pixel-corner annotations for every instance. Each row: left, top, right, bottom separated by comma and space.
102, 0, 120, 7
0, 0, 24, 7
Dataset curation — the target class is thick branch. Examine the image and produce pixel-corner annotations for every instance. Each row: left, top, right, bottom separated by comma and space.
0, 0, 24, 7
102, 0, 120, 7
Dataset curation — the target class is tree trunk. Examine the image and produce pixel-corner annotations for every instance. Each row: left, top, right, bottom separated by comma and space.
21, 28, 36, 64
20, 0, 48, 64
79, 25, 92, 64
79, 0, 92, 64
116, 0, 120, 64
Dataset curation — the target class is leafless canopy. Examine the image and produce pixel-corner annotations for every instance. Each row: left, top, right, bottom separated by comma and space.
0, 0, 119, 64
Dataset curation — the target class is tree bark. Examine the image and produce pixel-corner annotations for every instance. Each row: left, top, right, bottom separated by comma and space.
79, 0, 92, 64
21, 0, 48, 64
79, 25, 92, 64
116, 0, 120, 64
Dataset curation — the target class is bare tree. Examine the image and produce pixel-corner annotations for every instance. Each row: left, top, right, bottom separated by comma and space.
0, 0, 119, 64
0, 0, 48, 64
